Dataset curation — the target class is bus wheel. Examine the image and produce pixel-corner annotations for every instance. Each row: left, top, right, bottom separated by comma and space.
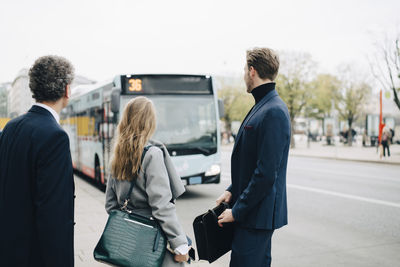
95, 157, 101, 185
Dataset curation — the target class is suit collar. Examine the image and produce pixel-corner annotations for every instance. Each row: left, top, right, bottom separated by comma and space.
28, 105, 59, 124
232, 90, 279, 153
33, 103, 60, 123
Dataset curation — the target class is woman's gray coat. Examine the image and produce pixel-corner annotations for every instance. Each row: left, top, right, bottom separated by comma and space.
105, 146, 187, 267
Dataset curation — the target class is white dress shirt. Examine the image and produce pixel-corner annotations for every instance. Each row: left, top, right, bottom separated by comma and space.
174, 243, 189, 255
34, 103, 60, 124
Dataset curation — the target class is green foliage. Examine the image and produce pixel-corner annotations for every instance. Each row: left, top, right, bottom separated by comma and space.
276, 52, 316, 121
276, 73, 311, 122
276, 52, 316, 147
217, 82, 254, 129
216, 52, 373, 149
335, 65, 372, 145
336, 82, 371, 124
307, 74, 341, 120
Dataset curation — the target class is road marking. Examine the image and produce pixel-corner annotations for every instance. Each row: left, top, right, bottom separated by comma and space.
288, 167, 400, 183
287, 183, 400, 208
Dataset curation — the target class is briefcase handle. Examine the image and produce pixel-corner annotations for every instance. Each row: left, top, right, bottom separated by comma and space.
208, 202, 230, 223
208, 209, 218, 223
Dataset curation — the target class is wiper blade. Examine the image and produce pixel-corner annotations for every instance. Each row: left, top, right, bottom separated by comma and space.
188, 146, 211, 154
166, 145, 214, 155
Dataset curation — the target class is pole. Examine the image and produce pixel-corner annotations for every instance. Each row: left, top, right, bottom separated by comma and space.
378, 90, 384, 144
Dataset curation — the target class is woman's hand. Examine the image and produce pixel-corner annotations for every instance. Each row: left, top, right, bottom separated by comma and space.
174, 253, 189, 262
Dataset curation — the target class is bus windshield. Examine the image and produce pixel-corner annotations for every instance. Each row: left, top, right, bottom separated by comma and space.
121, 95, 217, 156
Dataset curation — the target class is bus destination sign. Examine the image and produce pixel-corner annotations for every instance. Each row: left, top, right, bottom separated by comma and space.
127, 78, 143, 92
121, 75, 212, 95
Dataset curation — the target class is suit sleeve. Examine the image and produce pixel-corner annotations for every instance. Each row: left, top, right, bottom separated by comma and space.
34, 131, 74, 267
232, 109, 288, 223
226, 184, 232, 192
144, 147, 188, 250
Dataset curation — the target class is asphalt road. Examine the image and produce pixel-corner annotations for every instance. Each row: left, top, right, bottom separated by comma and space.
74, 146, 400, 267
175, 147, 400, 267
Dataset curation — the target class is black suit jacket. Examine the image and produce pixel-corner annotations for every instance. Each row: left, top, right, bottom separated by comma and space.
0, 105, 75, 267
228, 90, 291, 230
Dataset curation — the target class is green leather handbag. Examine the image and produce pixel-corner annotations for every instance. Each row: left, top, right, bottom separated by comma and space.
94, 146, 167, 267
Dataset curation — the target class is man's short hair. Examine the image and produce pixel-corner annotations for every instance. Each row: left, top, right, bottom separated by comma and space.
246, 48, 279, 81
29, 55, 75, 102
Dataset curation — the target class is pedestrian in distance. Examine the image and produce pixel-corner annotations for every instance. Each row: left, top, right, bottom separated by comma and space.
362, 129, 368, 147
389, 128, 395, 144
382, 126, 391, 157
105, 96, 190, 266
0, 55, 75, 267
216, 48, 291, 267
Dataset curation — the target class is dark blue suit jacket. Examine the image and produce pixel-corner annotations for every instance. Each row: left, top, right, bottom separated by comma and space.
228, 89, 290, 230
0, 105, 75, 267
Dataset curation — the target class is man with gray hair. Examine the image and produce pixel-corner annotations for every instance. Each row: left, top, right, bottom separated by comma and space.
0, 55, 75, 266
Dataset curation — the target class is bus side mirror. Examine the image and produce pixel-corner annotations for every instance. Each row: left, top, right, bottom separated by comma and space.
111, 88, 121, 114
218, 99, 225, 119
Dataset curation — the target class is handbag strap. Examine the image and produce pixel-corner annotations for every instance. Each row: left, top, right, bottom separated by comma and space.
122, 145, 152, 210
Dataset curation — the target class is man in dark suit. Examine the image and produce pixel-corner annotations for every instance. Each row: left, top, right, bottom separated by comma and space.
217, 48, 291, 267
0, 55, 75, 267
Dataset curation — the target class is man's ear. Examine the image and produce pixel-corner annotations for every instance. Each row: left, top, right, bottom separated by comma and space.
65, 84, 70, 99
249, 66, 256, 78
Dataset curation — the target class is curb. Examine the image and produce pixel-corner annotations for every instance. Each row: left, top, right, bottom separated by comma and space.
289, 153, 400, 166
221, 144, 400, 166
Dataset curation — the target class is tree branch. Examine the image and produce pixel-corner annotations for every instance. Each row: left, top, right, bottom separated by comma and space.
394, 38, 400, 74
368, 55, 390, 90
383, 47, 397, 91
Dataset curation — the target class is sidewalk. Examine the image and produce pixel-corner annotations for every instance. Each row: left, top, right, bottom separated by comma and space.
289, 137, 400, 165
73, 176, 222, 267
222, 138, 400, 165
74, 176, 108, 266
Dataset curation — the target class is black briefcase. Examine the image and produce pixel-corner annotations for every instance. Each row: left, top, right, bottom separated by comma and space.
192, 202, 234, 263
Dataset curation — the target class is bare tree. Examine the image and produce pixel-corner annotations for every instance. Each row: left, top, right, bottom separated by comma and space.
369, 35, 400, 110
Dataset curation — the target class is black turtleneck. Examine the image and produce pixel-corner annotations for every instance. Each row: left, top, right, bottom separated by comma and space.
251, 82, 275, 104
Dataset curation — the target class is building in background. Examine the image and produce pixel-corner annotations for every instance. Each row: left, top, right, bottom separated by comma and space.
8, 69, 31, 118
6, 69, 95, 119
0, 82, 11, 130
0, 82, 10, 117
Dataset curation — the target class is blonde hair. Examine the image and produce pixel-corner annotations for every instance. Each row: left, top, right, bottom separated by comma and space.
111, 96, 156, 181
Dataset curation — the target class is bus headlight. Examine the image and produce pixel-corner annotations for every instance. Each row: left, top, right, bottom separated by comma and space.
205, 164, 221, 177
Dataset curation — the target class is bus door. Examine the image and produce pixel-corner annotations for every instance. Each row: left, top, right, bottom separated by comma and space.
101, 102, 115, 182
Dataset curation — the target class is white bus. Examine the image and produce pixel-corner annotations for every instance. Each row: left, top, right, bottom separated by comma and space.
61, 74, 224, 187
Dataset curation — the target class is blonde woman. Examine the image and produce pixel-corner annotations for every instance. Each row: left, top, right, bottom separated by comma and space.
105, 96, 189, 266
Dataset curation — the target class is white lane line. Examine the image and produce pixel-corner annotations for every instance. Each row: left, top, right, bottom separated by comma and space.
287, 183, 400, 208
288, 168, 400, 183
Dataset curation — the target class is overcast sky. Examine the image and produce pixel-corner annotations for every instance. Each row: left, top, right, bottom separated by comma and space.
0, 0, 399, 83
